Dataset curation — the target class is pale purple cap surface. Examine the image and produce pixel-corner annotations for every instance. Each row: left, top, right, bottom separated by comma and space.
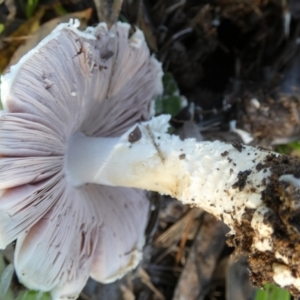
0, 20, 163, 299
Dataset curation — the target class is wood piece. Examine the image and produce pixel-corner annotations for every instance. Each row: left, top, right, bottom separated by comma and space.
173, 213, 228, 300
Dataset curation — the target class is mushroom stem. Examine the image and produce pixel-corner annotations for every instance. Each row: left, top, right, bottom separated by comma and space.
67, 114, 300, 295
66, 115, 277, 217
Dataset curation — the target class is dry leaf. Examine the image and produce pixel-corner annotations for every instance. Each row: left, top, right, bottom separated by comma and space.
120, 284, 135, 300
137, 3, 157, 51
226, 256, 256, 300
139, 268, 165, 300
0, 7, 46, 72
94, 0, 122, 27
173, 214, 228, 300
154, 208, 201, 248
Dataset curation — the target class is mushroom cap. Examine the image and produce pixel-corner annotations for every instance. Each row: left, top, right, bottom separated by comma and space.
0, 20, 163, 299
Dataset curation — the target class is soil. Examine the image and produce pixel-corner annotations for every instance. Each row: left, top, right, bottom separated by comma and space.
228, 154, 300, 298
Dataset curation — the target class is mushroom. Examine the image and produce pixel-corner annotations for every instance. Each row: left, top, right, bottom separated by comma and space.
2, 20, 300, 300
0, 20, 162, 299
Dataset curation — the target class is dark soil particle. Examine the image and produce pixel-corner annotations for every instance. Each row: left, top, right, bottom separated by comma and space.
256, 163, 265, 171
232, 141, 245, 152
221, 151, 229, 157
232, 170, 252, 191
179, 153, 186, 160
227, 208, 255, 254
128, 126, 142, 143
229, 153, 300, 297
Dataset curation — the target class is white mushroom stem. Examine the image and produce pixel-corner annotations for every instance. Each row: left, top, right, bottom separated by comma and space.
67, 114, 300, 295
67, 115, 270, 223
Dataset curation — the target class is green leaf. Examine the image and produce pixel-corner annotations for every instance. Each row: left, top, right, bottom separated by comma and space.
0, 264, 14, 297
162, 95, 182, 116
25, 0, 39, 19
15, 291, 51, 300
255, 283, 291, 300
162, 73, 179, 95
53, 5, 68, 16
155, 72, 184, 116
0, 24, 5, 34
0, 255, 13, 300
154, 97, 164, 115
276, 141, 300, 156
